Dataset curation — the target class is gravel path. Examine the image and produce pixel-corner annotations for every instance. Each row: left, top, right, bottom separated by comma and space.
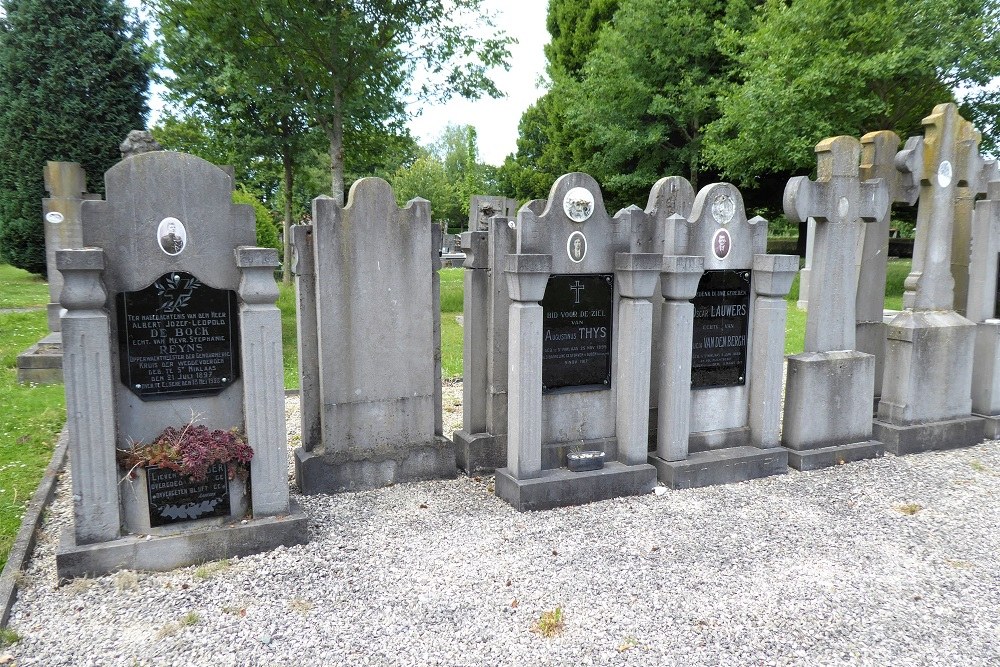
5, 383, 1000, 666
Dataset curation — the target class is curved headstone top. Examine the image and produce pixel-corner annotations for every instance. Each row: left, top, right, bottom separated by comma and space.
516, 172, 647, 273
645, 176, 696, 255
81, 151, 254, 294
688, 182, 764, 269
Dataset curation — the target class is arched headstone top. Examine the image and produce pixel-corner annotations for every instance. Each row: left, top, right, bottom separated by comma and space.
343, 177, 431, 228
645, 176, 695, 218
538, 172, 611, 225
81, 151, 254, 293
688, 183, 763, 269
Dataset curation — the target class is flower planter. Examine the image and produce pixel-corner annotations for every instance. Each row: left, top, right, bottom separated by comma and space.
566, 450, 605, 472
120, 462, 249, 536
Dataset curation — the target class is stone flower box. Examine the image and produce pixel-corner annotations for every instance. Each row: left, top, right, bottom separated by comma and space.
566, 450, 605, 472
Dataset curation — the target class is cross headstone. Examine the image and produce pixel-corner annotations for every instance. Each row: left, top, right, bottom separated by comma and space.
781, 135, 888, 469
54, 151, 306, 579
875, 103, 985, 455
784, 135, 889, 352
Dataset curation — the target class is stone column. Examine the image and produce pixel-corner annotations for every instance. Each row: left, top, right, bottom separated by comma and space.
57, 248, 119, 544
748, 254, 798, 448
291, 224, 321, 453
43, 162, 93, 332
236, 247, 289, 516
460, 230, 489, 434
654, 255, 704, 462
503, 254, 551, 480
614, 253, 660, 465
967, 182, 1000, 436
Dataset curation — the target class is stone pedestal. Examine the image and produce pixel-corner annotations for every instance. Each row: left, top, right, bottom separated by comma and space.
874, 310, 984, 453
782, 350, 884, 470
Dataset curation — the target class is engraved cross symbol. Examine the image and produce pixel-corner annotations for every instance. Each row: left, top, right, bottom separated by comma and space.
784, 135, 889, 352
569, 280, 585, 304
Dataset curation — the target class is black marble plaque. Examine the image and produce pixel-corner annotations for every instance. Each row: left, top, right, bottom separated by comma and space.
146, 462, 231, 527
541, 274, 614, 392
117, 272, 240, 400
691, 269, 751, 389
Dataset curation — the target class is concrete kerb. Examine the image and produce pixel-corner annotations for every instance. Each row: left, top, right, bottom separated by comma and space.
0, 426, 69, 628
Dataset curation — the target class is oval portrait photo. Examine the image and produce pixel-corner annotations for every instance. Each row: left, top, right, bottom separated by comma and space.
157, 217, 187, 256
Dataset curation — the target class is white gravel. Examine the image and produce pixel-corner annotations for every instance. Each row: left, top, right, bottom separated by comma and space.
6, 383, 1000, 666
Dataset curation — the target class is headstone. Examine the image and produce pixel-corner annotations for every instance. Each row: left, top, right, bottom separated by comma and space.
454, 199, 545, 474
855, 131, 920, 407
797, 219, 816, 310
494, 173, 658, 510
781, 136, 888, 470
55, 151, 306, 579
643, 177, 696, 435
468, 195, 519, 231
967, 181, 1000, 436
16, 162, 100, 384
874, 103, 985, 454
649, 183, 796, 487
293, 178, 454, 493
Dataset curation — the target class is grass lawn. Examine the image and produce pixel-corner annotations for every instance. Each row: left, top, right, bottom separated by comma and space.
0, 266, 65, 570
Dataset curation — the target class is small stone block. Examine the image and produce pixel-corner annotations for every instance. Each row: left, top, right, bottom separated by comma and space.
976, 414, 1000, 439
453, 430, 506, 474
56, 501, 309, 580
872, 416, 985, 455
649, 446, 788, 489
785, 440, 884, 471
235, 246, 280, 268
493, 462, 656, 511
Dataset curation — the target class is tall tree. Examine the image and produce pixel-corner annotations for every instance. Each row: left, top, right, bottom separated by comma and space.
703, 0, 1000, 185
156, 0, 511, 205
0, 0, 150, 275
564, 0, 733, 206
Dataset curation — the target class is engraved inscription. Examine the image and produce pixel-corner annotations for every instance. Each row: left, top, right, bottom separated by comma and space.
691, 269, 751, 389
542, 274, 614, 392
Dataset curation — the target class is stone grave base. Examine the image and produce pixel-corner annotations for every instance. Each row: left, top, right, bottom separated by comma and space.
294, 437, 456, 494
782, 350, 879, 470
55, 501, 309, 580
974, 414, 1000, 439
785, 440, 884, 471
649, 446, 787, 489
453, 431, 506, 474
494, 462, 656, 511
15, 332, 63, 384
872, 416, 985, 456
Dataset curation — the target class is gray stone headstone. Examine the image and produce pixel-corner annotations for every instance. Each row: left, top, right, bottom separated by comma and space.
967, 181, 1000, 436
55, 151, 306, 579
650, 183, 795, 487
875, 103, 984, 454
293, 178, 454, 493
781, 136, 888, 470
494, 172, 658, 510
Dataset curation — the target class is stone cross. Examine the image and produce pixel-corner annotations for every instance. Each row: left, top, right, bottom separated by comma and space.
912, 103, 978, 311
784, 135, 889, 352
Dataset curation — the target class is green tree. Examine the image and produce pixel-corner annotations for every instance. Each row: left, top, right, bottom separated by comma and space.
389, 151, 461, 230
704, 0, 1000, 185
0, 0, 150, 275
156, 0, 511, 206
232, 187, 280, 251
564, 0, 732, 206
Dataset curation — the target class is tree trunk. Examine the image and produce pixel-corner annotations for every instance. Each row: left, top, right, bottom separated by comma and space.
326, 97, 346, 203
282, 143, 294, 285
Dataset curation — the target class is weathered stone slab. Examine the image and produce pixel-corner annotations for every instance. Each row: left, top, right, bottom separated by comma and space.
650, 446, 787, 490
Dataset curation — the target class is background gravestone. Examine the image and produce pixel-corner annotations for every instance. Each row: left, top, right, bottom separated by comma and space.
294, 178, 453, 493
875, 103, 984, 454
454, 199, 545, 474
55, 151, 306, 579
967, 181, 1000, 436
782, 136, 888, 470
495, 173, 658, 510
650, 183, 796, 487
855, 132, 920, 408
16, 162, 100, 385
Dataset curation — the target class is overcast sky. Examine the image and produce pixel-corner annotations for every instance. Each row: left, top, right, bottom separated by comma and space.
137, 1, 550, 167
